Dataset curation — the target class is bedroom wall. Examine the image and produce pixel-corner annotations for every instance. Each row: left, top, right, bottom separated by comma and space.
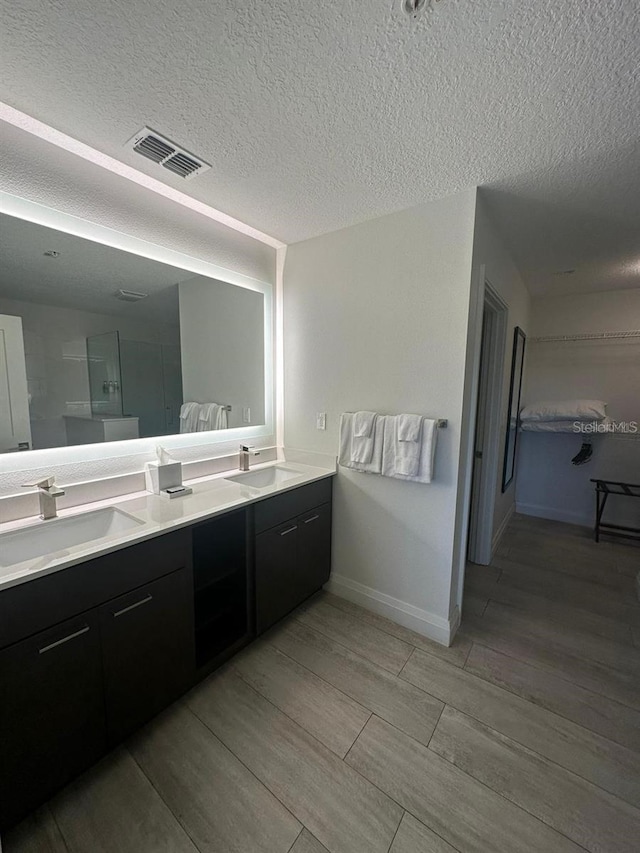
516, 287, 640, 527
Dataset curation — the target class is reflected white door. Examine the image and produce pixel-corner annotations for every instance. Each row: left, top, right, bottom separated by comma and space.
0, 314, 32, 453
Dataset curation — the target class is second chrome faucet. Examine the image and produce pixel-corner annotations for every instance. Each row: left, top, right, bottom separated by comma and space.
239, 444, 260, 472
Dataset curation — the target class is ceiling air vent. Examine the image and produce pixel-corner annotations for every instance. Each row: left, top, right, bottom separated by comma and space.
115, 289, 148, 302
125, 127, 211, 180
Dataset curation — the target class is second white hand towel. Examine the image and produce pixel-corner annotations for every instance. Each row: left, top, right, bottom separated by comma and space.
397, 413, 422, 442
351, 411, 378, 464
382, 416, 438, 483
394, 413, 423, 476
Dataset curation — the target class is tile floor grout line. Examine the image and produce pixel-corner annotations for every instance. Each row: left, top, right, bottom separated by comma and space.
425, 732, 598, 853
425, 702, 446, 750
353, 712, 592, 853
461, 610, 640, 680
268, 620, 446, 714
125, 742, 206, 853
320, 593, 464, 664
401, 634, 640, 752
383, 808, 404, 853
459, 621, 640, 712
48, 804, 73, 853
480, 598, 640, 662
294, 608, 412, 676
397, 655, 640, 797
471, 578, 638, 639
186, 683, 413, 852
492, 565, 640, 613
342, 711, 373, 765
458, 644, 640, 755
230, 662, 373, 760
259, 634, 379, 715
182, 697, 307, 837
285, 827, 303, 853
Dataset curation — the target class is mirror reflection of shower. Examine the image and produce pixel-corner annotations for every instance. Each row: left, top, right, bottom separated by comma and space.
86, 331, 183, 438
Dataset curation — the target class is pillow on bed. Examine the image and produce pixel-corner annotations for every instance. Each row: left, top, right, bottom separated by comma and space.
520, 400, 607, 422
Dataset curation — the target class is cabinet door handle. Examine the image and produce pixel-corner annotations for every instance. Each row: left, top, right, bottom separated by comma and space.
113, 594, 153, 618
279, 525, 298, 537
39, 625, 90, 655
303, 514, 319, 524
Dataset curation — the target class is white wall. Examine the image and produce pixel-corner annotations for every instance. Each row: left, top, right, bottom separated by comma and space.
517, 287, 640, 527
283, 189, 477, 644
179, 277, 265, 429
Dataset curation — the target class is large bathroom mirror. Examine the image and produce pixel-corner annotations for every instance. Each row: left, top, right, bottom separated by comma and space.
0, 210, 270, 454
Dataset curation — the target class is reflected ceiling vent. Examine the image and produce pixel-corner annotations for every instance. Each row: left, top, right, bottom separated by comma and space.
125, 127, 211, 180
115, 289, 148, 302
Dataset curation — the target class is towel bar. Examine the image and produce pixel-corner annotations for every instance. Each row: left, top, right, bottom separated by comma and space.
345, 413, 447, 428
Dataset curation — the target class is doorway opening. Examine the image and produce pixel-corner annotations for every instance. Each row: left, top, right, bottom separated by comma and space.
467, 283, 508, 565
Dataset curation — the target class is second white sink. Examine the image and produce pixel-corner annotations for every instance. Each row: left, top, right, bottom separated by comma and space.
225, 465, 300, 489
0, 507, 145, 568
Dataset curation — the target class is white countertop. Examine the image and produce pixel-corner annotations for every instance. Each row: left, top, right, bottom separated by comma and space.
0, 458, 336, 592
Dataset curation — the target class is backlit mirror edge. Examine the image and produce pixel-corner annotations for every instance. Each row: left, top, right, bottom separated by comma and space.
0, 190, 276, 486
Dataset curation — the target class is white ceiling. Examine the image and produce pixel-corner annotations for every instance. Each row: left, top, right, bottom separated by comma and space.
1, 0, 639, 296
0, 213, 194, 324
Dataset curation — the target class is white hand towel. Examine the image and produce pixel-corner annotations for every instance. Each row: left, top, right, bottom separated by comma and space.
394, 416, 423, 476
213, 405, 228, 430
397, 413, 423, 442
351, 412, 378, 464
353, 411, 377, 437
179, 402, 200, 434
339, 413, 385, 474
196, 403, 214, 431
382, 417, 438, 483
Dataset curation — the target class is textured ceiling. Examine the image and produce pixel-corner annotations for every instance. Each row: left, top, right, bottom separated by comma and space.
0, 213, 195, 324
1, 0, 639, 295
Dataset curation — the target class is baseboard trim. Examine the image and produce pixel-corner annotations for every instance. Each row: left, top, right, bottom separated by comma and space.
324, 573, 454, 646
515, 501, 591, 527
492, 503, 515, 554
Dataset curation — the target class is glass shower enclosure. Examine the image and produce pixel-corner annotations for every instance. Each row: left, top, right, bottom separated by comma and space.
87, 331, 182, 438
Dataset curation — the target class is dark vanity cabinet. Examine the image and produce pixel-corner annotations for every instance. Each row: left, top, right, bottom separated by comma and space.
0, 475, 333, 830
99, 568, 194, 744
0, 529, 194, 829
255, 479, 332, 634
0, 610, 106, 829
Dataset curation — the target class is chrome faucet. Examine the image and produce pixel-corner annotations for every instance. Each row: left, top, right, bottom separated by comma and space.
239, 444, 260, 472
22, 476, 66, 520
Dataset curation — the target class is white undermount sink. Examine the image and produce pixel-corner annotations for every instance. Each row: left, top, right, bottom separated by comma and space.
0, 506, 145, 568
225, 465, 300, 489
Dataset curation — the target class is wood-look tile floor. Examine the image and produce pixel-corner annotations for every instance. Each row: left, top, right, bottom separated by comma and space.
4, 514, 640, 853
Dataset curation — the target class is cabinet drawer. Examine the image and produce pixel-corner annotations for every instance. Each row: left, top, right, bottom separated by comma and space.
99, 569, 195, 745
254, 477, 333, 534
0, 610, 106, 828
0, 527, 192, 650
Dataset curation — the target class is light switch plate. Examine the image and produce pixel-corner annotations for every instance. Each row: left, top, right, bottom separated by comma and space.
316, 412, 327, 430
242, 407, 251, 423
